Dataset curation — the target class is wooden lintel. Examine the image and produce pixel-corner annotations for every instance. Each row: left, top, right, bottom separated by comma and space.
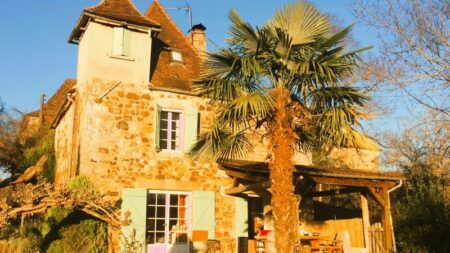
224, 169, 266, 183
310, 176, 397, 188
224, 181, 270, 196
367, 187, 385, 206
305, 187, 363, 197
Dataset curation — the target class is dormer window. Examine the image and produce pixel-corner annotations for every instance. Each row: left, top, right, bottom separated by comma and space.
170, 50, 184, 63
112, 27, 131, 57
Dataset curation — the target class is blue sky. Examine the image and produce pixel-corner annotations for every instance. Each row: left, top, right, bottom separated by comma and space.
0, 0, 377, 112
3, 0, 418, 137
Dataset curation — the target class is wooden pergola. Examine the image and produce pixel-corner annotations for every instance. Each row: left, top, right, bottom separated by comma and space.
219, 160, 404, 252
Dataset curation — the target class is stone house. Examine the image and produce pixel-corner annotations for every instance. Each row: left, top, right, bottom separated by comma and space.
47, 0, 402, 252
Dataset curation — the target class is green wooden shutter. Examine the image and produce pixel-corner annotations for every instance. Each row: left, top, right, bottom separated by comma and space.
192, 191, 215, 240
154, 104, 161, 151
123, 28, 131, 56
235, 197, 248, 237
121, 188, 147, 253
183, 108, 199, 153
113, 27, 124, 55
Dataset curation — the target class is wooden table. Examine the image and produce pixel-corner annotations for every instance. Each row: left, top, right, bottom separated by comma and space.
301, 236, 342, 253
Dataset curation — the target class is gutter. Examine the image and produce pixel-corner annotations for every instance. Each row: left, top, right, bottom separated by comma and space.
148, 84, 198, 97
388, 180, 403, 252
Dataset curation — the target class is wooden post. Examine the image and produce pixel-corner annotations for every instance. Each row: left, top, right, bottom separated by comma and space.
38, 94, 46, 129
361, 192, 371, 252
382, 188, 393, 251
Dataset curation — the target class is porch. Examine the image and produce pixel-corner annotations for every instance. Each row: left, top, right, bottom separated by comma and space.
219, 160, 404, 253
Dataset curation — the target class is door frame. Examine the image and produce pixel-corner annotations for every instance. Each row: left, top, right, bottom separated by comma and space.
147, 190, 192, 253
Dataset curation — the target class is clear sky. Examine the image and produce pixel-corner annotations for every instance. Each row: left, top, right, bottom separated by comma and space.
0, 0, 377, 113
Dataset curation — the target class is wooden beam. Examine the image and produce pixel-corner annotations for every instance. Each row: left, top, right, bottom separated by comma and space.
224, 181, 270, 196
224, 169, 266, 182
305, 187, 363, 197
310, 176, 397, 188
367, 187, 385, 206
360, 193, 371, 249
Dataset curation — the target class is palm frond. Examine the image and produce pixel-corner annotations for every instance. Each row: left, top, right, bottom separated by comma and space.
266, 1, 330, 45
190, 120, 252, 161
219, 90, 274, 127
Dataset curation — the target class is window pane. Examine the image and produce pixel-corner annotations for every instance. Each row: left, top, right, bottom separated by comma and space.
147, 232, 155, 244
147, 206, 155, 218
156, 219, 165, 231
148, 219, 156, 230
148, 193, 156, 205
160, 120, 168, 130
161, 111, 168, 120
172, 113, 180, 121
171, 120, 178, 130
156, 207, 165, 218
171, 51, 183, 62
170, 207, 178, 219
160, 129, 168, 139
155, 232, 165, 243
157, 194, 166, 205
169, 219, 178, 231
171, 141, 177, 150
171, 131, 177, 140
160, 140, 167, 149
170, 195, 178, 206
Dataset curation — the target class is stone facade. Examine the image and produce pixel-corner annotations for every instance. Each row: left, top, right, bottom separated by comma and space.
54, 77, 238, 252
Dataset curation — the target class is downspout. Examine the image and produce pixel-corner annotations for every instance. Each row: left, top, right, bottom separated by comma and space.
388, 180, 403, 252
67, 93, 75, 182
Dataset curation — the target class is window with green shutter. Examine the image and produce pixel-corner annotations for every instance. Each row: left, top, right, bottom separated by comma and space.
112, 27, 131, 57
183, 108, 199, 153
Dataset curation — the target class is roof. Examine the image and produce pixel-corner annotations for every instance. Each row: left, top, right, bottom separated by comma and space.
24, 79, 76, 129
145, 1, 203, 92
220, 160, 404, 182
85, 0, 159, 27
69, 0, 160, 43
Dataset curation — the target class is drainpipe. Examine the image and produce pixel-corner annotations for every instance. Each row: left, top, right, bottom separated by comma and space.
388, 180, 403, 252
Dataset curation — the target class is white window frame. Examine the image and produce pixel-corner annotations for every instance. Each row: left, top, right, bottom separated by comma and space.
170, 50, 184, 63
159, 109, 184, 151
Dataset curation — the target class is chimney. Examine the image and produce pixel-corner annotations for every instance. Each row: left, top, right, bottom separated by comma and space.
189, 23, 207, 51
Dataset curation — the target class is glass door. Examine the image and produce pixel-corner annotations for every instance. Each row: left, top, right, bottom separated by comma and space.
147, 191, 190, 253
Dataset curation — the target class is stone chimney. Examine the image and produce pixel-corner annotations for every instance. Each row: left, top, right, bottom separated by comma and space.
189, 23, 207, 51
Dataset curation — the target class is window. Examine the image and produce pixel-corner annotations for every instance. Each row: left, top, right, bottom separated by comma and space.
147, 191, 190, 250
159, 110, 182, 151
112, 27, 131, 56
170, 50, 184, 63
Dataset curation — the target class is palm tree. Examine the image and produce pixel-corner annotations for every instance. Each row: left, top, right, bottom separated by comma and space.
192, 1, 377, 252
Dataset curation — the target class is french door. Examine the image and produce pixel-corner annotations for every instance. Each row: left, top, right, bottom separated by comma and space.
147, 191, 190, 253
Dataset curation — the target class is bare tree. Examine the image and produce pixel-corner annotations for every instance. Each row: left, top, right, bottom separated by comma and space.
353, 0, 450, 115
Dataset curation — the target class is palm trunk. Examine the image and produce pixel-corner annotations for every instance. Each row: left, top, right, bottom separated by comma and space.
269, 87, 300, 253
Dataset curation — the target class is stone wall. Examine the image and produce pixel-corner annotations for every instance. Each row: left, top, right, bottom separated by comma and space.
54, 104, 74, 186
56, 77, 238, 252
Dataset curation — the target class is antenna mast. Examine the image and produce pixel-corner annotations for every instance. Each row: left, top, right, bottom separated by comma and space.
164, 1, 193, 31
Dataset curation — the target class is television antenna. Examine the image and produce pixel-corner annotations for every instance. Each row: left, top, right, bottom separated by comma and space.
163, 1, 193, 31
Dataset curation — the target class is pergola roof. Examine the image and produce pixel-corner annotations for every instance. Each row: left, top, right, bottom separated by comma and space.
220, 160, 404, 182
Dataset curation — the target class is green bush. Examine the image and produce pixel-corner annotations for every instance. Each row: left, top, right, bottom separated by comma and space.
393, 167, 450, 253
46, 219, 108, 253
22, 130, 56, 182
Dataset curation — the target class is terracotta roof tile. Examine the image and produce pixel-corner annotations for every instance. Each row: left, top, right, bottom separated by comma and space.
85, 0, 159, 27
24, 79, 76, 129
145, 1, 203, 91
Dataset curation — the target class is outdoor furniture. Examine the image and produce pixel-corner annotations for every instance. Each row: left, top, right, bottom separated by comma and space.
336, 230, 367, 253
301, 235, 343, 253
